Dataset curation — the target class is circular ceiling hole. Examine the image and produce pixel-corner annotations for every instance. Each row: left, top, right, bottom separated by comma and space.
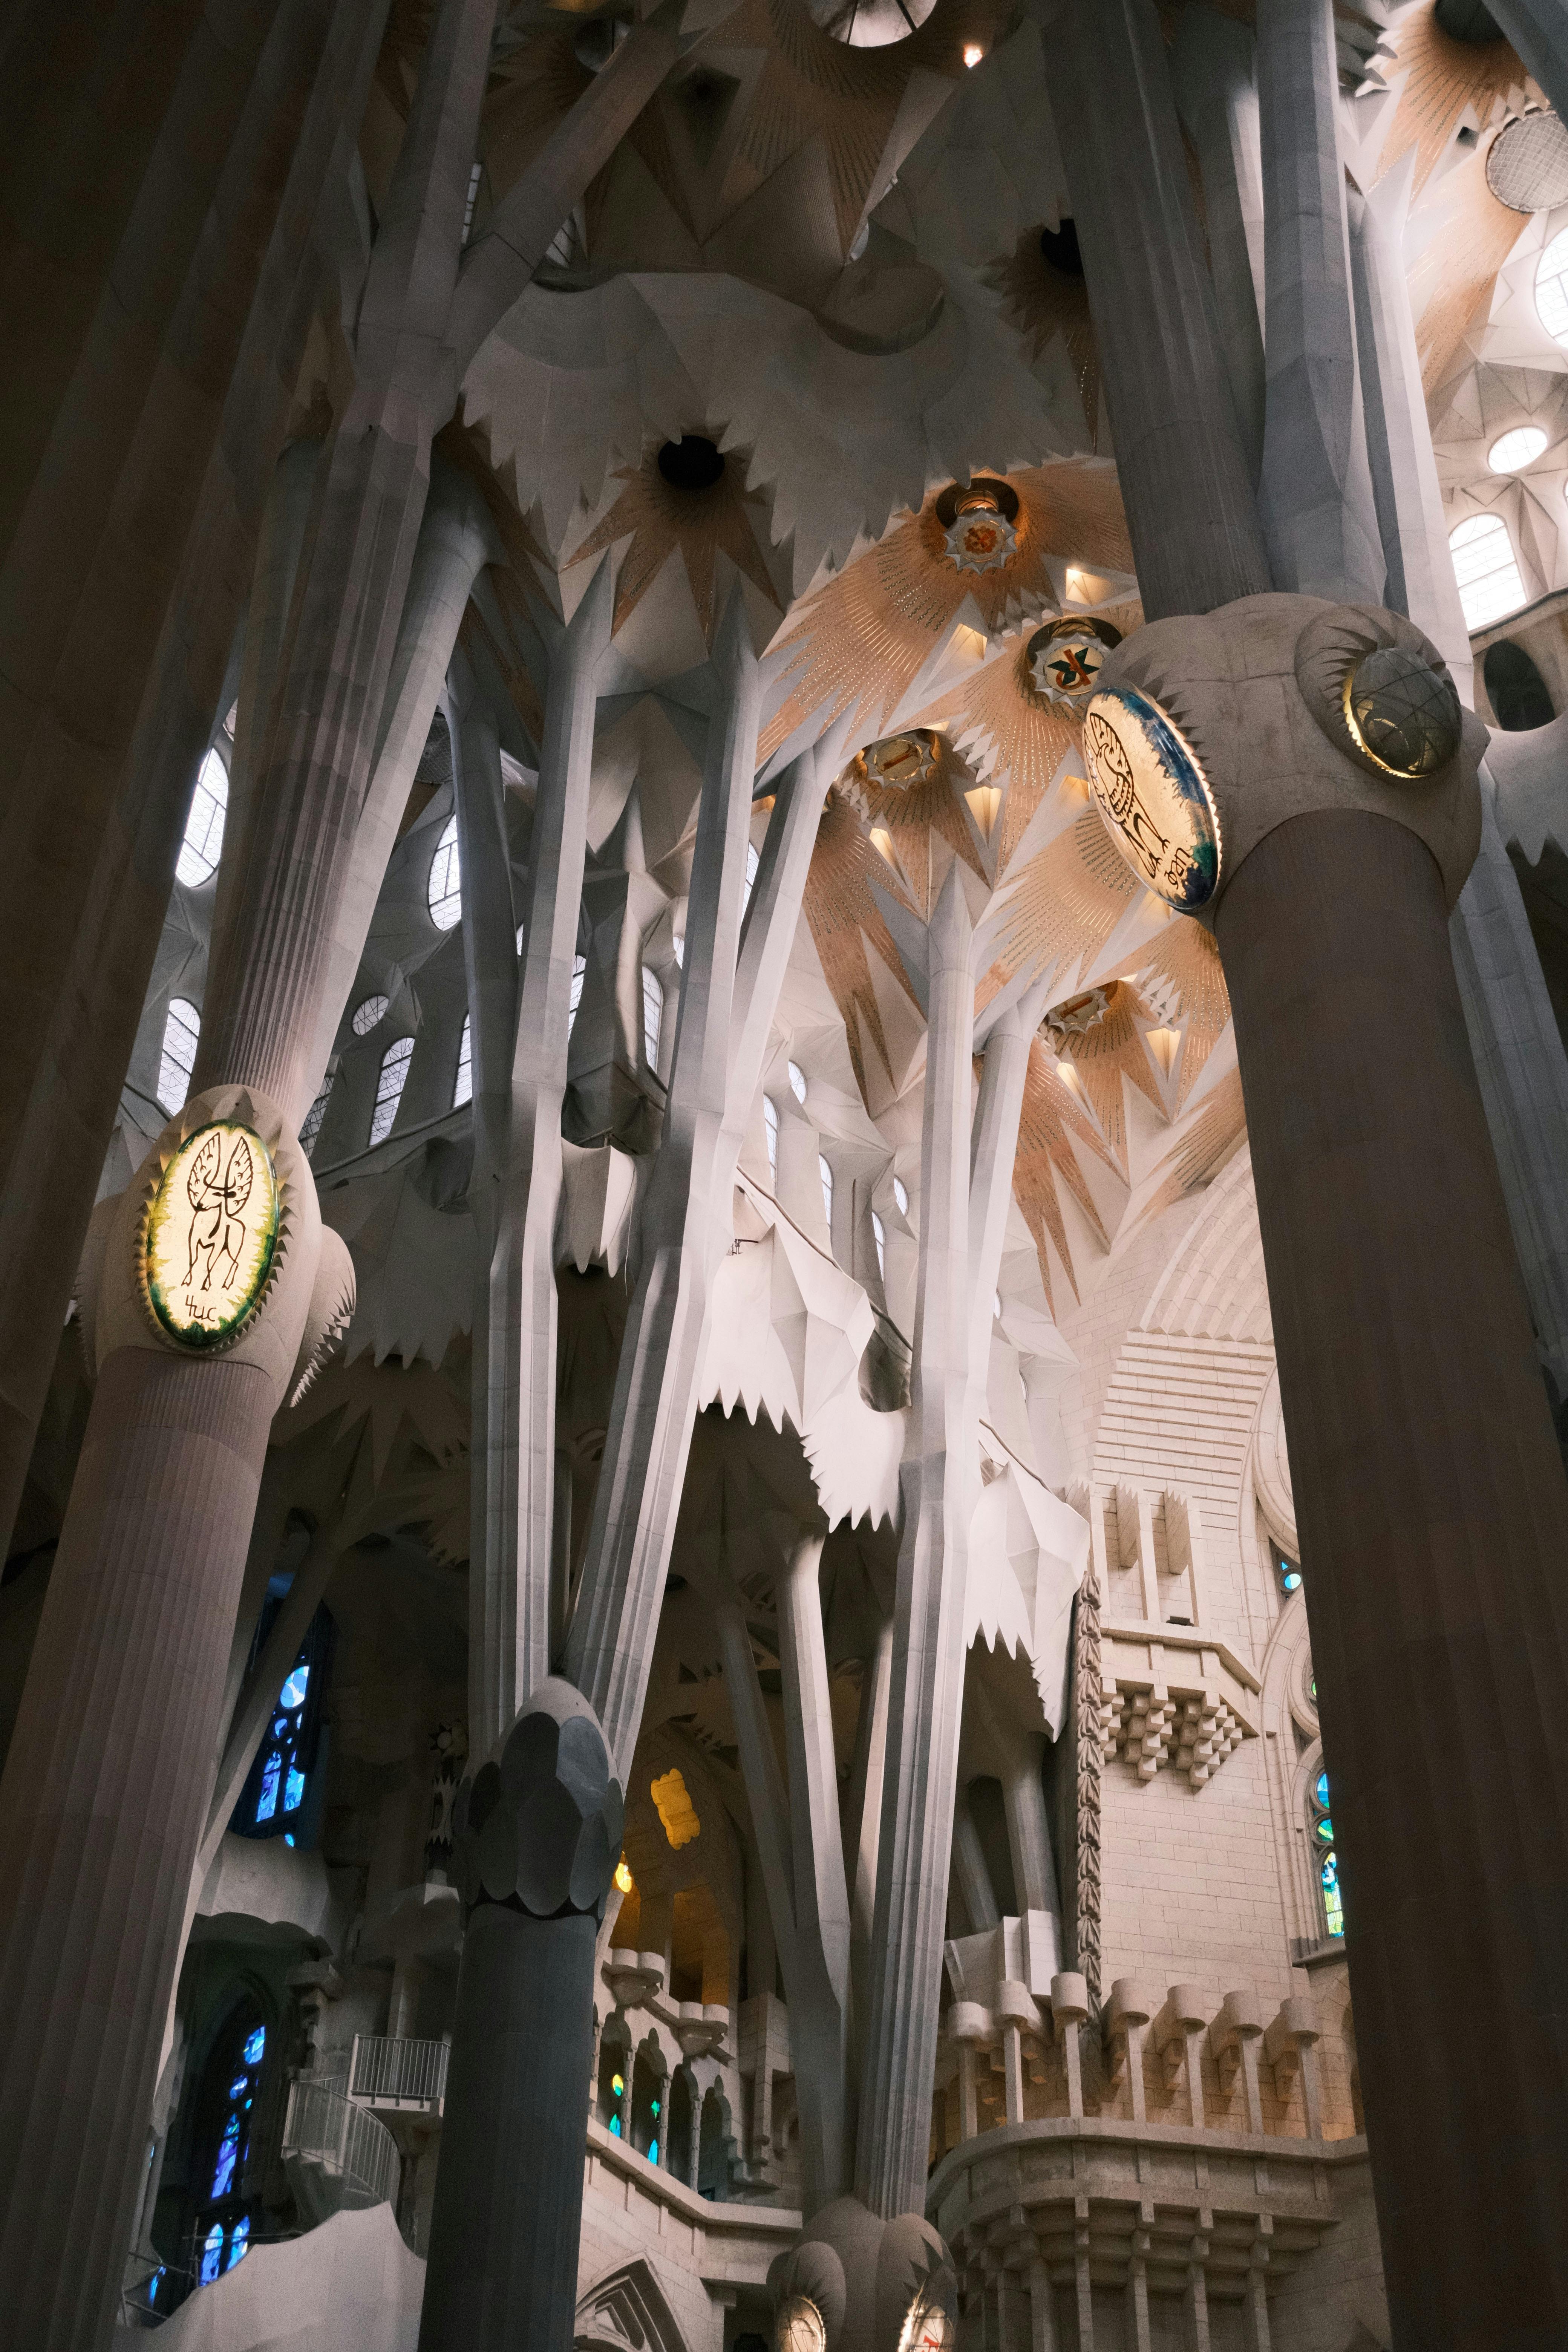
657, 436, 725, 492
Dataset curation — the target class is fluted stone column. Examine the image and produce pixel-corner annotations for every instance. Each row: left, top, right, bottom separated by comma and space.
420, 1680, 622, 2352
1093, 596, 1568, 2349
0, 0, 387, 1567
0, 1092, 325, 2350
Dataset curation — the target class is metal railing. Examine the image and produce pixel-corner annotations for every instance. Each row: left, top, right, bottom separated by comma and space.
348, 2034, 450, 2111
282, 2076, 401, 2212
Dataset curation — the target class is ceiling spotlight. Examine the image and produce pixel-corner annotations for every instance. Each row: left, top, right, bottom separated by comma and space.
1488, 424, 1548, 473
963, 41, 983, 64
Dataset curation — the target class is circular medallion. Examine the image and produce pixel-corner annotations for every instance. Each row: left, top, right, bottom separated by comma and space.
1026, 616, 1122, 709
898, 2287, 958, 2352
942, 488, 1018, 575
1341, 645, 1461, 779
142, 1121, 282, 1349
1081, 687, 1220, 910
775, 2293, 828, 2352
1042, 984, 1110, 1047
854, 730, 942, 792
1486, 109, 1568, 214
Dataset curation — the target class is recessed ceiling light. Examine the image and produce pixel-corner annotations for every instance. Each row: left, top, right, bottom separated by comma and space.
1489, 424, 1548, 472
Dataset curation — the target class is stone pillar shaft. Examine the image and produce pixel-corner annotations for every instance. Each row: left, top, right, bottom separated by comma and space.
1050, 0, 1269, 618
418, 1908, 600, 2352
0, 1350, 273, 2350
1255, 0, 1384, 605
1218, 809, 1568, 2347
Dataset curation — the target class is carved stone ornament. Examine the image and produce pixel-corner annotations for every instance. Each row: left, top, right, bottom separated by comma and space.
1041, 984, 1110, 1048
1081, 685, 1222, 911
1026, 614, 1122, 708
776, 2294, 829, 2352
448, 1677, 623, 1924
1293, 603, 1462, 783
852, 729, 942, 793
941, 488, 1018, 575
138, 1120, 283, 1351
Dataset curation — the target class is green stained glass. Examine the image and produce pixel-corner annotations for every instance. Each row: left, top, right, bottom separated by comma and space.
1321, 1850, 1344, 1939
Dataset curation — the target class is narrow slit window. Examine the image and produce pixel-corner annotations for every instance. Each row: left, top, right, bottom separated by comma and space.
568, 953, 586, 1038
742, 840, 760, 917
157, 998, 201, 1114
789, 1060, 807, 1104
642, 966, 663, 1069
428, 815, 461, 930
176, 750, 228, 887
369, 1037, 413, 1145
454, 1014, 472, 1108
872, 1210, 885, 1279
819, 1153, 834, 1231
893, 1174, 908, 1215
764, 1095, 779, 1179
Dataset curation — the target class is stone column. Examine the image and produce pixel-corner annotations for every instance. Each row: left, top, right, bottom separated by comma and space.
473, 564, 612, 1759
1451, 787, 1568, 1408
421, 1680, 621, 2352
1168, 5, 1266, 479
1255, 0, 1384, 605
0, 0, 387, 1568
1092, 596, 1568, 2348
0, 1093, 323, 2350
1048, 0, 1270, 618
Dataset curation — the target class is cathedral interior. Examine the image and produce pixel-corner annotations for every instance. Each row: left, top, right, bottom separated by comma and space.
8, 0, 1568, 2346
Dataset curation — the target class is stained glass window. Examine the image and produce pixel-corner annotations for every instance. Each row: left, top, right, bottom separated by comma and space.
192, 2013, 265, 2288
1277, 1549, 1302, 1597
1311, 1767, 1343, 1939
300, 1081, 332, 1159
234, 1609, 331, 1844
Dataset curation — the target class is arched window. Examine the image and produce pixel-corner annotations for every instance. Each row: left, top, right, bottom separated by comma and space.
666, 2067, 695, 2184
893, 1174, 908, 1215
453, 1015, 472, 1109
818, 1153, 834, 1231
697, 2084, 733, 2200
234, 1609, 331, 1845
1449, 512, 1526, 630
1484, 639, 1556, 730
788, 1060, 807, 1104
176, 750, 228, 887
1275, 1547, 1303, 1598
427, 815, 461, 930
1537, 221, 1568, 346
1310, 1767, 1343, 1940
631, 2045, 665, 2162
193, 2009, 266, 2285
872, 1210, 886, 1278
351, 993, 389, 1037
642, 966, 663, 1069
742, 839, 760, 917
369, 1037, 413, 1146
764, 1095, 779, 1178
568, 952, 586, 1038
158, 998, 201, 1114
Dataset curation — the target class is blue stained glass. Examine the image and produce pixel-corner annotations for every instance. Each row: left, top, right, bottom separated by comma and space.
284, 1832, 296, 1847
242, 2026, 265, 2065
1314, 1770, 1330, 1808
255, 1751, 282, 1821
201, 2225, 224, 2285
1321, 1850, 1344, 1938
1315, 1816, 1334, 1842
609, 2114, 622, 2136
211, 2120, 240, 2199
648, 2139, 658, 2165
1282, 1570, 1302, 1591
227, 2218, 250, 2270
280, 1664, 309, 1709
227, 2076, 247, 2099
283, 1763, 306, 1812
